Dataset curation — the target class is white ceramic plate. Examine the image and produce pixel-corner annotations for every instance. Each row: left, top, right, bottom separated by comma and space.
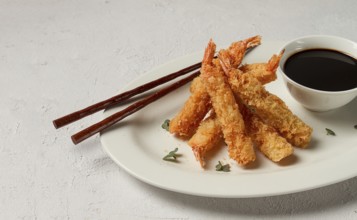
100, 41, 357, 198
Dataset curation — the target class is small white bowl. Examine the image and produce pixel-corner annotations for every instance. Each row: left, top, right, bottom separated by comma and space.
278, 35, 357, 111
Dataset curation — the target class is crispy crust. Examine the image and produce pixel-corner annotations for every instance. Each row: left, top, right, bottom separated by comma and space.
240, 105, 294, 162
188, 112, 222, 167
219, 49, 312, 148
169, 77, 211, 137
219, 48, 294, 160
169, 36, 261, 138
200, 40, 256, 165
239, 50, 283, 84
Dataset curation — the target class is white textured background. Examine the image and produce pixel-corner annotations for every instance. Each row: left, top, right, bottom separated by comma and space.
1, 0, 357, 219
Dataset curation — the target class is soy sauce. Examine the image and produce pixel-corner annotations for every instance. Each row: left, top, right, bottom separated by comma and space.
284, 49, 357, 91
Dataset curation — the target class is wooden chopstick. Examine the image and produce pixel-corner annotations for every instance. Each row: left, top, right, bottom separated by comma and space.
71, 71, 200, 144
53, 61, 202, 129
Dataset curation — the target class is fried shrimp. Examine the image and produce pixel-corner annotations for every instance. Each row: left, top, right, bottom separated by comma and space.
219, 50, 312, 148
226, 35, 262, 68
240, 50, 284, 84
239, 104, 294, 162
169, 77, 211, 137
188, 111, 222, 167
189, 42, 280, 167
200, 39, 256, 165
218, 48, 294, 160
188, 66, 279, 167
169, 36, 261, 138
168, 37, 314, 168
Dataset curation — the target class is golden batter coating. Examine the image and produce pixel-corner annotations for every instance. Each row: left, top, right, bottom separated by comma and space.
201, 40, 256, 165
219, 50, 312, 148
189, 64, 279, 166
240, 104, 294, 162
188, 41, 281, 167
169, 77, 211, 137
239, 50, 283, 84
188, 112, 222, 167
189, 97, 293, 166
169, 36, 261, 138
219, 48, 294, 160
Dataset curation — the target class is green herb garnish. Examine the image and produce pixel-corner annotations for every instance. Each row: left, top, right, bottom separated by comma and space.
215, 161, 230, 172
326, 128, 336, 136
163, 148, 179, 161
161, 119, 170, 131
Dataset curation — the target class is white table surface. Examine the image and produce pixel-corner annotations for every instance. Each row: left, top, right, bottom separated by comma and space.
1, 0, 357, 219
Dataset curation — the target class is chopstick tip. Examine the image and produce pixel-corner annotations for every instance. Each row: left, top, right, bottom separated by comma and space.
71, 135, 79, 145
53, 120, 60, 129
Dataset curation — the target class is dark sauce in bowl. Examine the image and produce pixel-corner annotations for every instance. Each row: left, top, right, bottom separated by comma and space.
283, 49, 357, 91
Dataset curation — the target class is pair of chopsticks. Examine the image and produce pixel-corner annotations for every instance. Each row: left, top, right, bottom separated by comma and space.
54, 62, 201, 144
53, 46, 257, 145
